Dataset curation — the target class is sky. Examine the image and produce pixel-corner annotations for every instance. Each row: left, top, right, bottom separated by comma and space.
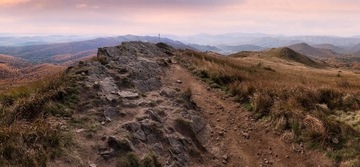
0, 0, 359, 36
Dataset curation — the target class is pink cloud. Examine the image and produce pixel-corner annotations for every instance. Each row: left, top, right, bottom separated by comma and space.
0, 0, 30, 7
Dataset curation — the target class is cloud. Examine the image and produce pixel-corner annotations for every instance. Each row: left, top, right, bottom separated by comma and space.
75, 3, 88, 9
0, 0, 30, 7
75, 3, 100, 9
0, 0, 360, 36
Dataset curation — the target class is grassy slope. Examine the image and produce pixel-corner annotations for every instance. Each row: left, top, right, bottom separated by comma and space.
177, 50, 360, 166
0, 70, 79, 166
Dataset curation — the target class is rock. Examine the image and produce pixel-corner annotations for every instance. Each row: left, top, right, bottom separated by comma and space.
223, 155, 228, 160
118, 90, 139, 99
332, 138, 339, 144
176, 80, 182, 83
145, 110, 162, 123
60, 124, 68, 131
75, 129, 85, 133
105, 116, 111, 122
216, 119, 220, 122
89, 163, 97, 167
191, 116, 207, 134
315, 103, 329, 112
241, 131, 250, 139
122, 122, 146, 141
160, 88, 176, 97
107, 136, 133, 152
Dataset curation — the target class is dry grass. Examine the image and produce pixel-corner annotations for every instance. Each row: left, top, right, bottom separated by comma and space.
177, 49, 360, 164
0, 72, 78, 166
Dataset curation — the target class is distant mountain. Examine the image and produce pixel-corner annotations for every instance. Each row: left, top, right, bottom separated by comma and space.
167, 33, 360, 48
217, 44, 264, 54
265, 47, 322, 68
249, 37, 303, 48
283, 36, 360, 47
346, 43, 360, 55
0, 35, 191, 64
166, 33, 269, 45
0, 35, 97, 46
188, 44, 221, 52
287, 43, 339, 58
312, 44, 345, 54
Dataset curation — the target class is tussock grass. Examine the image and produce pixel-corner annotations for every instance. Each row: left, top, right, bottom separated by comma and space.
177, 49, 360, 164
0, 72, 77, 166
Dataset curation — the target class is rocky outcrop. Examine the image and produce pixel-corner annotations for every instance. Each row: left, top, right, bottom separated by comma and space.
65, 42, 212, 167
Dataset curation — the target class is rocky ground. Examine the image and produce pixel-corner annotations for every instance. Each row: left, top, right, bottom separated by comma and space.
49, 42, 335, 167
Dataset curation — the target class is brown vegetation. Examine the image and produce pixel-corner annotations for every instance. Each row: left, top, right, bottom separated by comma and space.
177, 49, 360, 165
0, 71, 78, 166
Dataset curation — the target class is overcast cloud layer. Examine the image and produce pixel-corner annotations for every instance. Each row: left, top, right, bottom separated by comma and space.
0, 0, 359, 36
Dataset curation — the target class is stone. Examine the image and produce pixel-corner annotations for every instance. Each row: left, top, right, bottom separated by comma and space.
242, 131, 250, 139
332, 138, 339, 144
176, 80, 182, 83
75, 129, 85, 133
223, 155, 228, 160
107, 136, 133, 152
191, 116, 207, 134
160, 88, 176, 97
60, 125, 68, 131
123, 122, 146, 141
145, 110, 162, 123
118, 90, 139, 99
105, 116, 111, 122
89, 163, 97, 167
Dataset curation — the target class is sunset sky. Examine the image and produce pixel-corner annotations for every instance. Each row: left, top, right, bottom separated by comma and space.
0, 0, 359, 36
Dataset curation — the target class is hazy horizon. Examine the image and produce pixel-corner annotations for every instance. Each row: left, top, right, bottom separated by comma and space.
0, 0, 360, 37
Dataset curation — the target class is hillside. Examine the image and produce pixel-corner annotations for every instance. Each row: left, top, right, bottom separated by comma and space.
230, 47, 323, 68
0, 54, 30, 80
0, 54, 64, 86
312, 44, 346, 54
0, 54, 30, 68
347, 43, 360, 55
217, 44, 264, 54
264, 47, 322, 68
288, 43, 339, 58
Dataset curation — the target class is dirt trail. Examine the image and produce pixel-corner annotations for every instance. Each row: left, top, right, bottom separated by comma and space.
164, 63, 334, 167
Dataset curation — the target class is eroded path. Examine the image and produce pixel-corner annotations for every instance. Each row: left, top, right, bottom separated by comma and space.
164, 63, 334, 167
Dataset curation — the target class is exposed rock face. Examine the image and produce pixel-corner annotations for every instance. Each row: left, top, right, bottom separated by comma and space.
65, 42, 211, 167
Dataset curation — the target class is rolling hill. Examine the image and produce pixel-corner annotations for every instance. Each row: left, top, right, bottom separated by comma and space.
288, 43, 339, 58
346, 43, 360, 55
217, 44, 264, 54
264, 47, 322, 68
312, 43, 345, 54
0, 54, 30, 68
